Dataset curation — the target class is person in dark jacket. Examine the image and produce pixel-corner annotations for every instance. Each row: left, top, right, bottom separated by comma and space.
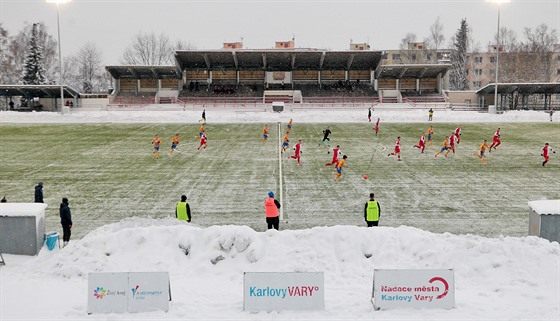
34, 182, 43, 203
264, 191, 281, 230
175, 195, 191, 222
59, 197, 72, 246
364, 193, 381, 227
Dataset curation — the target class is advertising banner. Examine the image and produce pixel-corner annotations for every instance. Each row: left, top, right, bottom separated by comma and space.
87, 272, 170, 314
372, 269, 455, 310
128, 272, 170, 313
243, 272, 324, 312
87, 273, 128, 314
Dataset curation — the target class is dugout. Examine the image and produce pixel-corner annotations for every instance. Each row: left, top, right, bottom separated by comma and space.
0, 85, 80, 111
528, 200, 560, 243
476, 82, 560, 110
0, 203, 48, 256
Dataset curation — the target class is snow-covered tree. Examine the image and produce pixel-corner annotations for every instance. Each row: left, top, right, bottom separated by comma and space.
21, 23, 47, 85
449, 19, 469, 91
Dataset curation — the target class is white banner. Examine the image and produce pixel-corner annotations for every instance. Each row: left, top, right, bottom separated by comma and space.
87, 272, 170, 314
372, 269, 455, 310
244, 272, 324, 312
87, 273, 128, 314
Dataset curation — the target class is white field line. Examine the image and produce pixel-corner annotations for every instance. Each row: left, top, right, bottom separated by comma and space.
278, 121, 284, 220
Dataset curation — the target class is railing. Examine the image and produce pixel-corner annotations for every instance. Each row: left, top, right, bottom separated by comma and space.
177, 97, 262, 108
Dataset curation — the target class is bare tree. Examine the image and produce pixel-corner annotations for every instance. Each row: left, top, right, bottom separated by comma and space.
520, 24, 558, 52
428, 17, 445, 50
76, 43, 106, 93
121, 32, 173, 65
399, 33, 417, 50
493, 27, 519, 52
0, 23, 9, 83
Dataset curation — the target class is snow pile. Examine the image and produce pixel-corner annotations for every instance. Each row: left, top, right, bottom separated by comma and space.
1, 218, 558, 320
0, 108, 556, 124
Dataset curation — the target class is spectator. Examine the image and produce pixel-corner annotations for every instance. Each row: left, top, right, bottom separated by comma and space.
34, 182, 43, 203
264, 191, 281, 230
175, 195, 191, 222
9, 99, 14, 110
59, 198, 72, 247
1, 196, 6, 203
364, 193, 381, 227
428, 108, 434, 121
550, 110, 554, 122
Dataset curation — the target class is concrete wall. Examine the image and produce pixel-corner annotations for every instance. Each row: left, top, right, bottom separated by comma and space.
447, 91, 479, 105
0, 215, 45, 255
528, 210, 560, 243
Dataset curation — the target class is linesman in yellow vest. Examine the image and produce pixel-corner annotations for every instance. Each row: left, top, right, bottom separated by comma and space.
364, 193, 381, 227
176, 195, 191, 222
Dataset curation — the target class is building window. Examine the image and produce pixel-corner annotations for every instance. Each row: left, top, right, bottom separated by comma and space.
490, 56, 496, 63
472, 81, 481, 88
392, 54, 401, 60
410, 54, 416, 60
557, 69, 560, 75
426, 54, 432, 61
474, 56, 483, 64
474, 69, 483, 76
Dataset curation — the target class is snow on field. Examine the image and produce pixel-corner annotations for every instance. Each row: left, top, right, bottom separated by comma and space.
1, 108, 559, 320
0, 105, 557, 124
1, 218, 558, 321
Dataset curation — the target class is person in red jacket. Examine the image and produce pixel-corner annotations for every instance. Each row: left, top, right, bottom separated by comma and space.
288, 139, 302, 166
489, 128, 501, 152
542, 143, 555, 166
264, 191, 281, 230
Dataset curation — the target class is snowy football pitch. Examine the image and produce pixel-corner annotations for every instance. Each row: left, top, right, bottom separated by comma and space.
1, 122, 558, 238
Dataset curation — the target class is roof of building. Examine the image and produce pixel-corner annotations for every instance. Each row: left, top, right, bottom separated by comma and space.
174, 49, 384, 71
0, 85, 80, 98
528, 200, 560, 215
375, 64, 452, 79
476, 82, 560, 95
105, 65, 182, 79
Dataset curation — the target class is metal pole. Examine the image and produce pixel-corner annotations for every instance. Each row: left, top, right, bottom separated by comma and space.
493, 4, 500, 111
56, 3, 64, 114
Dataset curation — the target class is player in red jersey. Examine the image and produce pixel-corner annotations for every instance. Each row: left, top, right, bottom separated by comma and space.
387, 136, 401, 161
197, 131, 207, 150
325, 145, 342, 166
289, 139, 302, 166
454, 126, 461, 144
448, 132, 457, 155
374, 118, 380, 136
413, 133, 426, 153
488, 128, 501, 152
542, 143, 555, 166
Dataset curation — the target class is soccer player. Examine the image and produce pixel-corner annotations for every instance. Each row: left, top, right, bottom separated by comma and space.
197, 131, 207, 150
325, 145, 342, 166
454, 125, 462, 144
288, 139, 303, 166
262, 124, 269, 143
169, 133, 180, 155
319, 127, 332, 147
281, 133, 290, 153
428, 108, 433, 121
488, 128, 501, 152
374, 118, 380, 136
474, 139, 490, 166
335, 155, 348, 179
542, 143, 555, 166
413, 133, 426, 153
426, 126, 434, 146
448, 132, 457, 155
368, 108, 372, 122
287, 119, 293, 133
152, 134, 163, 159
387, 136, 401, 161
198, 124, 205, 139
434, 136, 450, 158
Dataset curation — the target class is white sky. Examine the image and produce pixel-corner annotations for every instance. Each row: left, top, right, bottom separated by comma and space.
1, 1, 560, 65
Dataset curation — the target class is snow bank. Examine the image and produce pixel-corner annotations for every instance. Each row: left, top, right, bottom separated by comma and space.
1, 218, 558, 320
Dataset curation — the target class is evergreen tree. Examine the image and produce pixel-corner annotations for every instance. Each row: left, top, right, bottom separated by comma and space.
21, 23, 47, 85
449, 19, 469, 90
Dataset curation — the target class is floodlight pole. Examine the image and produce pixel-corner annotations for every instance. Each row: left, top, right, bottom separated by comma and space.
493, 3, 501, 111
55, 3, 65, 114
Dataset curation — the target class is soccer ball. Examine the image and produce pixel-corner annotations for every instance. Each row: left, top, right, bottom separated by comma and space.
363, 175, 368, 180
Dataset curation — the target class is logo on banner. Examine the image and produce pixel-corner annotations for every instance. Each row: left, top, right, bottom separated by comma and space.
249, 286, 320, 299
380, 276, 449, 303
131, 285, 163, 300
93, 287, 125, 300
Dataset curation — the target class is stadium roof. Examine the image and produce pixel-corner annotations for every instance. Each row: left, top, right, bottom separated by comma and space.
476, 82, 560, 95
0, 85, 80, 98
175, 49, 383, 71
375, 64, 452, 79
105, 66, 182, 79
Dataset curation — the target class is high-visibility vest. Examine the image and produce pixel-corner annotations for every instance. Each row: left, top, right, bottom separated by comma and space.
176, 201, 189, 221
366, 200, 379, 221
265, 198, 279, 218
